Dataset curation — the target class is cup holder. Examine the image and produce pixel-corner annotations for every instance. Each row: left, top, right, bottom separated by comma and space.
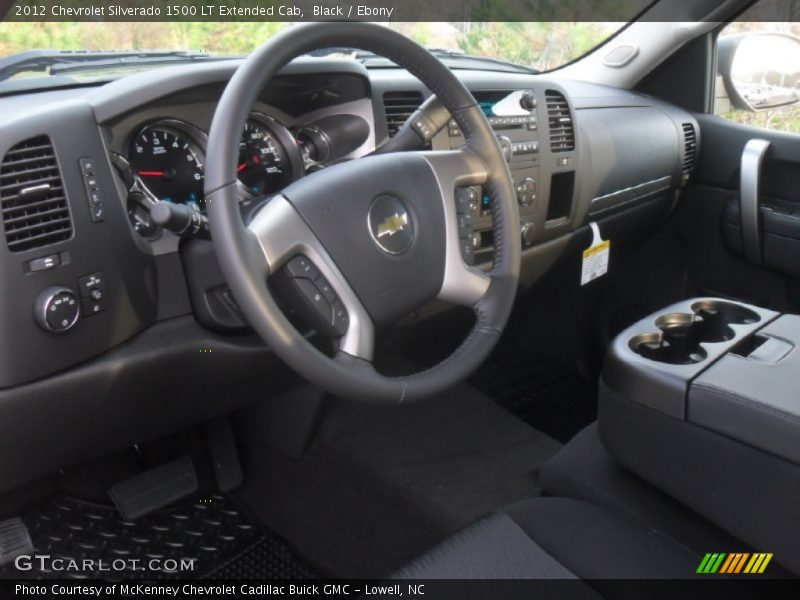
691, 300, 760, 343
629, 301, 762, 365
629, 313, 708, 365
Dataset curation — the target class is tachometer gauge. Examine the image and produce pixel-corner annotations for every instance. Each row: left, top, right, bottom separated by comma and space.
237, 115, 303, 197
129, 121, 205, 211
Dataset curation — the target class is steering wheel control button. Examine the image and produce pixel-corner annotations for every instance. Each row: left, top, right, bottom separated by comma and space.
331, 301, 349, 336
34, 286, 80, 333
284, 255, 320, 280
276, 255, 348, 338
455, 187, 480, 214
448, 119, 461, 138
410, 113, 437, 141
295, 278, 330, 311
457, 211, 474, 236
367, 195, 413, 255
460, 238, 476, 265
315, 277, 337, 304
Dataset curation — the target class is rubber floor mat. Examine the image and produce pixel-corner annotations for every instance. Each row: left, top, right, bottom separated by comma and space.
470, 346, 596, 443
0, 494, 320, 580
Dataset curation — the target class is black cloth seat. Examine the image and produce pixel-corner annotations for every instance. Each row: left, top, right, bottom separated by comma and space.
395, 497, 704, 582
540, 423, 795, 577
539, 423, 745, 554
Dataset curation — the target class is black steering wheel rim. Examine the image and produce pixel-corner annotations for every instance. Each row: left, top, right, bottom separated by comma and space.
205, 22, 520, 403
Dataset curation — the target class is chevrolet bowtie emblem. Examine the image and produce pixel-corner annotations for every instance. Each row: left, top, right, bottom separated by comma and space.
368, 196, 414, 255
376, 212, 409, 238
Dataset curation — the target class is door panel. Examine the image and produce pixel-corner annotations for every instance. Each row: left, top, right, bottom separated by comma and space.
676, 114, 800, 311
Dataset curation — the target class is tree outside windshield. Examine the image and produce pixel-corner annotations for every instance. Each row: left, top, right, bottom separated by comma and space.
0, 22, 628, 73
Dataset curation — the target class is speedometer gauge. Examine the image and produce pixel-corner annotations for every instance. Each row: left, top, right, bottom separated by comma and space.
129, 122, 205, 210
237, 115, 303, 197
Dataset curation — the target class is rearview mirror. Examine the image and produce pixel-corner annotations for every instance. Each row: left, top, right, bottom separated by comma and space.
718, 33, 800, 112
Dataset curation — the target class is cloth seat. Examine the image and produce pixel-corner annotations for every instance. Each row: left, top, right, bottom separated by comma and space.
396, 497, 702, 580
393, 497, 751, 599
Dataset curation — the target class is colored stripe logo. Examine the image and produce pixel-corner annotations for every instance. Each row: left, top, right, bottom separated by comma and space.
697, 552, 773, 574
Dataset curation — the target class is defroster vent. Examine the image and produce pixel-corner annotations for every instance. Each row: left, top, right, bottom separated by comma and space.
1, 136, 72, 252
545, 90, 575, 152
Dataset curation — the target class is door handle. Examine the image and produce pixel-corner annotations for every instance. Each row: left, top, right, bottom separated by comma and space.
740, 139, 771, 265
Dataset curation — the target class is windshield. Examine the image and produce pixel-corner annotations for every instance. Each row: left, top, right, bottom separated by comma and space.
0, 21, 633, 84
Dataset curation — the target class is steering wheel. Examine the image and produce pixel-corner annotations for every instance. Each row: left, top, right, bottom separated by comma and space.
205, 23, 520, 403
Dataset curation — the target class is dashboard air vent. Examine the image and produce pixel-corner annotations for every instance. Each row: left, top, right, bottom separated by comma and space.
681, 122, 697, 175
383, 91, 424, 137
0, 136, 72, 253
545, 90, 575, 152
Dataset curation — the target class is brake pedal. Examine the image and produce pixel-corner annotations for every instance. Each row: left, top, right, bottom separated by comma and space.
109, 456, 198, 520
0, 518, 33, 566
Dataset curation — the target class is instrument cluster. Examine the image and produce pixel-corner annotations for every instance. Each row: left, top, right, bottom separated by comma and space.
122, 113, 304, 238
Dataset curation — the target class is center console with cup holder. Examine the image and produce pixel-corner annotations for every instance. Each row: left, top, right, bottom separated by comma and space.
599, 298, 800, 574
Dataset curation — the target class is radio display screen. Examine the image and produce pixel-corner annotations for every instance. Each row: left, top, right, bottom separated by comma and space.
474, 91, 511, 117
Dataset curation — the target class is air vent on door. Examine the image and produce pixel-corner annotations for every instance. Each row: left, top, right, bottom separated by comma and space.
383, 91, 424, 137
545, 90, 575, 153
681, 122, 697, 175
0, 136, 72, 252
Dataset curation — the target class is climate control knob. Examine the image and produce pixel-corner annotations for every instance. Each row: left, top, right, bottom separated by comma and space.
516, 177, 537, 207
521, 222, 536, 246
34, 286, 80, 333
497, 136, 514, 162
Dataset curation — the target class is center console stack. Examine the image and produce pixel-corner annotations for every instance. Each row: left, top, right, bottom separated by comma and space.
447, 86, 576, 264
600, 298, 800, 574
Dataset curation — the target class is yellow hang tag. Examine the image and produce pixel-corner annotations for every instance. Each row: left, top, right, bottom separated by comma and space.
581, 222, 610, 286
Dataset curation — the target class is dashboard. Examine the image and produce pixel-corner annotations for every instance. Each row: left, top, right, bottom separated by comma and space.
0, 54, 704, 493
0, 58, 699, 392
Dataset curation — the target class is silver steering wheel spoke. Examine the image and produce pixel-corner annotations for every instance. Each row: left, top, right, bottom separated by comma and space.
247, 195, 375, 361
418, 150, 492, 308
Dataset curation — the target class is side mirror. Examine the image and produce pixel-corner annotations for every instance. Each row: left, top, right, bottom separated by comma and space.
718, 33, 800, 112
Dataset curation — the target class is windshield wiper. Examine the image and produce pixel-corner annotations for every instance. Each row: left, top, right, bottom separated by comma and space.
0, 50, 229, 82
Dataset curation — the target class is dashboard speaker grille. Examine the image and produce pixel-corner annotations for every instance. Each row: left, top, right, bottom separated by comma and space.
383, 91, 423, 137
545, 90, 575, 152
682, 122, 697, 175
0, 136, 72, 253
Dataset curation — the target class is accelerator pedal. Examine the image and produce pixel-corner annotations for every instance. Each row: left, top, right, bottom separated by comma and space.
205, 417, 243, 493
109, 456, 198, 520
